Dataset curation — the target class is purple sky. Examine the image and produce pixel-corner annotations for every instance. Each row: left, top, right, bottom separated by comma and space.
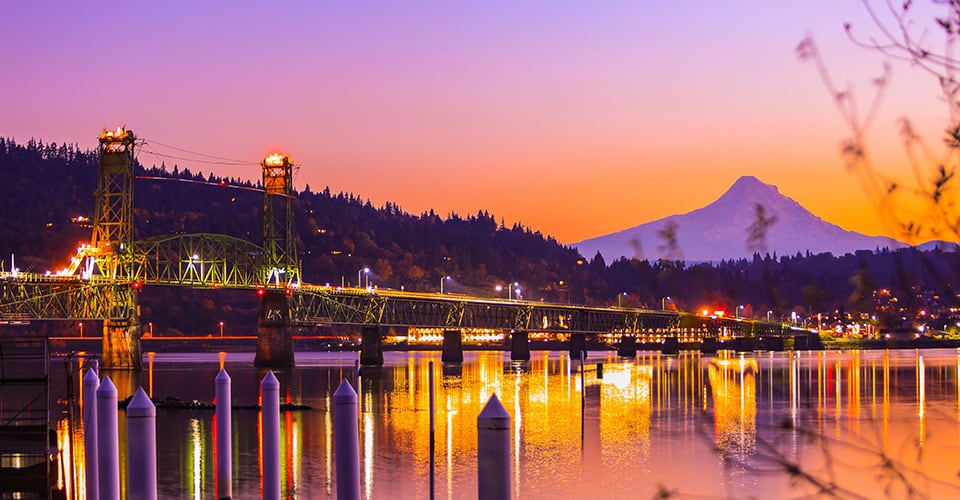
2, 1, 951, 243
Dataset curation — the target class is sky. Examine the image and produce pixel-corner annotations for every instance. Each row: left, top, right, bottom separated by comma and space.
2, 1, 954, 245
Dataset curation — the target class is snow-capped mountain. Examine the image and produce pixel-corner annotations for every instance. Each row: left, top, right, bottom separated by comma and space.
573, 176, 905, 262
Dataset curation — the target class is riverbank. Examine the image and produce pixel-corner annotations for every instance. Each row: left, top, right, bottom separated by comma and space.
43, 335, 960, 357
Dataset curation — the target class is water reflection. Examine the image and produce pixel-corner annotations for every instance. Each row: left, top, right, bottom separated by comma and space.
50, 349, 960, 498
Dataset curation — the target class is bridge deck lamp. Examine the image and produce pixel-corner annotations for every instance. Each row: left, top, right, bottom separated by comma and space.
441, 275, 451, 294
358, 267, 370, 288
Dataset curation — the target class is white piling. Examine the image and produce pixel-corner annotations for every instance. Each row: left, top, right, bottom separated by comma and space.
126, 387, 157, 500
216, 369, 233, 500
429, 361, 436, 500
477, 394, 510, 500
82, 368, 99, 500
333, 379, 360, 500
261, 371, 281, 500
96, 376, 120, 500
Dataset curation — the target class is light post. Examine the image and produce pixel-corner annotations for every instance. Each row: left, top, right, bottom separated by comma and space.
79, 322, 83, 338
509, 282, 520, 300
358, 267, 369, 288
440, 275, 451, 294
767, 311, 773, 322
618, 292, 628, 308
219, 321, 224, 337
661, 296, 671, 311
149, 322, 154, 336
735, 305, 744, 319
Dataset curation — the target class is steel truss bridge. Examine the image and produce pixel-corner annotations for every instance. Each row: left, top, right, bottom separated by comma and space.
0, 128, 784, 369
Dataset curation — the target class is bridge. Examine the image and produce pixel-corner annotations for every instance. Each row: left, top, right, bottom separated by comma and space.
0, 128, 790, 369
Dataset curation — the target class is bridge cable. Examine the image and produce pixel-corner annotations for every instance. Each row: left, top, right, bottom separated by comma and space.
139, 138, 258, 165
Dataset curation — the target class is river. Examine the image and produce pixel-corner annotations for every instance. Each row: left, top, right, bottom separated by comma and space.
46, 348, 960, 498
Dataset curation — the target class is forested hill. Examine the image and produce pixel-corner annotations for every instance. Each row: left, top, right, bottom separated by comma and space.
3, 136, 960, 333
0, 137, 598, 304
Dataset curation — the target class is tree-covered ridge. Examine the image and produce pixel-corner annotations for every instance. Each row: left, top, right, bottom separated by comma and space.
2, 136, 959, 335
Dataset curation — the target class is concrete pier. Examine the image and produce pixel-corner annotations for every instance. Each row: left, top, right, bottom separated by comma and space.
569, 333, 587, 360
617, 335, 637, 357
700, 337, 718, 354
255, 289, 295, 368
510, 330, 530, 361
441, 329, 463, 363
661, 337, 679, 355
360, 325, 383, 366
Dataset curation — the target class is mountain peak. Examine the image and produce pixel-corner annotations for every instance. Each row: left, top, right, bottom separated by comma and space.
573, 174, 904, 262
726, 175, 779, 196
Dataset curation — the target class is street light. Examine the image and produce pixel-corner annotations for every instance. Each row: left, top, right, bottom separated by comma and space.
618, 292, 628, 308
358, 267, 369, 288
767, 311, 773, 321
440, 275, 451, 294
509, 282, 520, 300
735, 305, 744, 319
661, 296, 671, 310
219, 321, 224, 337
78, 322, 83, 338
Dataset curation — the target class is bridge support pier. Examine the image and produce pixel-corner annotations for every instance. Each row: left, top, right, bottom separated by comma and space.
661, 337, 679, 355
101, 318, 142, 370
569, 333, 587, 360
442, 329, 463, 363
760, 337, 784, 351
792, 332, 823, 351
101, 289, 142, 370
617, 335, 637, 357
700, 337, 718, 355
255, 290, 295, 368
360, 325, 383, 366
510, 330, 530, 361
735, 337, 756, 352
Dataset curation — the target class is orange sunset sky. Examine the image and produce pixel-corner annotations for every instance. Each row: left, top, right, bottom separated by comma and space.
2, 1, 955, 244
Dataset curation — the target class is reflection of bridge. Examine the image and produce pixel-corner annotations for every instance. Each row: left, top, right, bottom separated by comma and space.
0, 128, 790, 369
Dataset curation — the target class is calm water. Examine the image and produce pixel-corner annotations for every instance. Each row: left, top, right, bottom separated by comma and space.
49, 348, 960, 498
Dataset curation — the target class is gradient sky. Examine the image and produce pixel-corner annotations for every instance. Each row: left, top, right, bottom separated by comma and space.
2, 1, 952, 244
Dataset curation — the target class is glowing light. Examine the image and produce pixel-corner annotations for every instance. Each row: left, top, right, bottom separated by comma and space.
263, 153, 288, 166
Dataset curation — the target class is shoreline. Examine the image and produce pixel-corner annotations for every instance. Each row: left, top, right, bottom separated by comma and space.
38, 335, 960, 356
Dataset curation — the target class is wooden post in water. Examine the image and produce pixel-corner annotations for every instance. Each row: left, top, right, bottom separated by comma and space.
477, 395, 510, 500
333, 379, 361, 500
261, 371, 281, 500
215, 369, 233, 500
126, 388, 157, 500
82, 368, 99, 500
96, 376, 120, 500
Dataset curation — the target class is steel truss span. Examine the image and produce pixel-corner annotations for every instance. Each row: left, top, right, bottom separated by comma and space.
289, 288, 762, 336
0, 277, 134, 320
131, 233, 267, 288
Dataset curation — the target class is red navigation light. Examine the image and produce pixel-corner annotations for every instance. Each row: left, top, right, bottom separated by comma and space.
256, 288, 266, 297
284, 288, 293, 296
132, 281, 143, 290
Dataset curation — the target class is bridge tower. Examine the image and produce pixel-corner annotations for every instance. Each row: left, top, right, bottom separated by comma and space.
255, 153, 299, 367
92, 128, 141, 370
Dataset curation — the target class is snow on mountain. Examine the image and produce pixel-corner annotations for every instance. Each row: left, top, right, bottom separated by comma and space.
573, 176, 905, 263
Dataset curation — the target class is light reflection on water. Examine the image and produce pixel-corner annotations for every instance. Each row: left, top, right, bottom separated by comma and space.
55, 348, 960, 498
